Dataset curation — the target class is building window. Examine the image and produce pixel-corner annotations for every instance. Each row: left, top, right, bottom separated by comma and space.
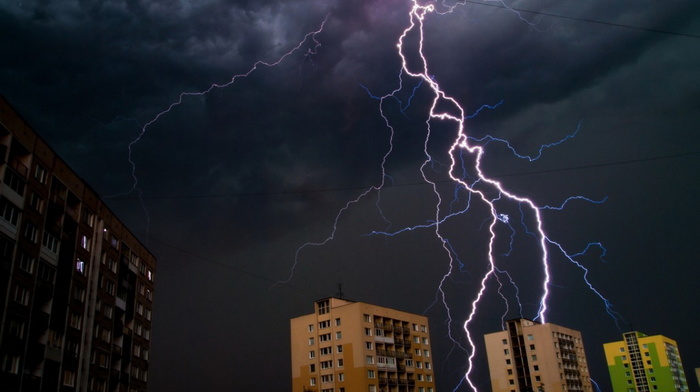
619, 347, 625, 352
365, 328, 372, 336
423, 349, 430, 357
320, 347, 332, 356
42, 231, 60, 254
319, 320, 331, 329
80, 234, 91, 250
335, 318, 341, 326
38, 261, 56, 283
364, 314, 371, 322
321, 374, 334, 383
2, 355, 20, 374
310, 378, 316, 386
310, 364, 315, 372
336, 331, 342, 340
309, 350, 315, 359
423, 337, 429, 345
502, 339, 508, 344
24, 222, 38, 243
319, 333, 331, 342
425, 362, 431, 369
13, 285, 29, 306
63, 370, 75, 387
308, 324, 314, 332
337, 345, 343, 353
18, 252, 35, 273
530, 344, 535, 350
0, 197, 20, 227
528, 334, 534, 340
29, 191, 44, 213
531, 355, 537, 361
318, 300, 330, 315
309, 337, 315, 346
8, 319, 25, 339
366, 341, 373, 350
369, 386, 377, 392
76, 259, 87, 275
69, 313, 83, 330
366, 355, 374, 364
320, 360, 332, 369
337, 358, 344, 367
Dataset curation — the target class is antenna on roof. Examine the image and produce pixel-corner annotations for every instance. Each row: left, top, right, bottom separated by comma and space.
336, 283, 344, 299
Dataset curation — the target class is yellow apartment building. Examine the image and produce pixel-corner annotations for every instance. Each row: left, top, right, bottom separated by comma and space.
290, 297, 437, 392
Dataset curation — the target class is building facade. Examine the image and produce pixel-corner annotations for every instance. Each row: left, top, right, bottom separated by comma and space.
603, 331, 689, 392
484, 319, 593, 392
290, 297, 436, 392
0, 97, 156, 392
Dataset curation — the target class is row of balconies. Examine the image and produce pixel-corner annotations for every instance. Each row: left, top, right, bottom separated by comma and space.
374, 322, 411, 335
376, 349, 414, 359
378, 378, 416, 386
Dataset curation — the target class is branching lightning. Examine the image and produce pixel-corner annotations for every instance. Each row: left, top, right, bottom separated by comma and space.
289, 2, 622, 391
115, 16, 328, 238
110, 2, 624, 390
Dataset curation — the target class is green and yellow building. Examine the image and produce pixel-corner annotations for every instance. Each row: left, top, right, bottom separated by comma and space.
603, 331, 688, 392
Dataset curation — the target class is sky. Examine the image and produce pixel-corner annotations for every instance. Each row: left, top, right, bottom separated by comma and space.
2, 0, 700, 391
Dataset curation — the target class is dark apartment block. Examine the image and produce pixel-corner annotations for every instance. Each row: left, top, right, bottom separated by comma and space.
0, 97, 156, 392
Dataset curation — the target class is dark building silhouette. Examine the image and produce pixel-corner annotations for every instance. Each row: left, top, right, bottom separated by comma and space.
0, 97, 156, 392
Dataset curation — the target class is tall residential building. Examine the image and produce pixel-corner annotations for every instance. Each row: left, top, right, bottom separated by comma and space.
290, 297, 436, 392
0, 97, 156, 392
484, 318, 593, 392
603, 331, 689, 392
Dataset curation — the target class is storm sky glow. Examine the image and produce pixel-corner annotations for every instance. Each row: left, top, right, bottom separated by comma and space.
1, 0, 699, 391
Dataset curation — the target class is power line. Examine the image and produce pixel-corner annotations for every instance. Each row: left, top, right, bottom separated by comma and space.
145, 235, 326, 297
110, 150, 700, 200
462, 0, 700, 39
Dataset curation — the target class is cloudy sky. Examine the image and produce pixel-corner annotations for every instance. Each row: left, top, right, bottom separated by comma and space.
2, 0, 700, 390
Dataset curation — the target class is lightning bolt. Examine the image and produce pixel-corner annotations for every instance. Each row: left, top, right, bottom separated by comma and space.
111, 16, 328, 239
290, 2, 622, 391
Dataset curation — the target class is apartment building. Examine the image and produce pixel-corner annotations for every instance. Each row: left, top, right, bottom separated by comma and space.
290, 297, 436, 392
603, 331, 689, 392
0, 96, 156, 392
484, 318, 593, 392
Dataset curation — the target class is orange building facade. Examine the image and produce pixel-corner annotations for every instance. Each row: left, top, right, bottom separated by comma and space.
291, 297, 437, 392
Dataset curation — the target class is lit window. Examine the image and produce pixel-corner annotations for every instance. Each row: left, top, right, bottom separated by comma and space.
76, 259, 87, 275
80, 234, 90, 250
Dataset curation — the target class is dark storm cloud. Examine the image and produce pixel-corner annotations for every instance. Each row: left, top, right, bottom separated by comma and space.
2, 0, 700, 391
